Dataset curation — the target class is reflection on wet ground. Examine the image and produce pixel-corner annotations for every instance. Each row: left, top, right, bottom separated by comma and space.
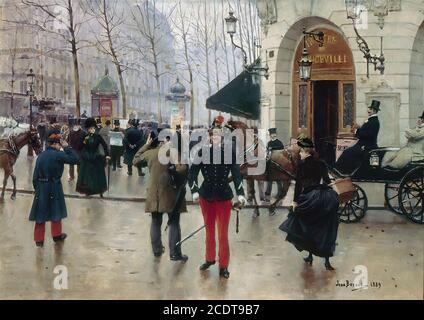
0, 194, 422, 299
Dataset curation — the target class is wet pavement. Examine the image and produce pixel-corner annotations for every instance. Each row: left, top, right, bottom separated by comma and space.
0, 147, 422, 299
0, 193, 423, 300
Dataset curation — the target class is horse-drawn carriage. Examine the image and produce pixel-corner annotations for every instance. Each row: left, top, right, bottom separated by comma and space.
330, 147, 424, 224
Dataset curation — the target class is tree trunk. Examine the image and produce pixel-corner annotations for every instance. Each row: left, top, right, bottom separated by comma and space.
68, 0, 81, 117
117, 66, 127, 119
71, 45, 81, 117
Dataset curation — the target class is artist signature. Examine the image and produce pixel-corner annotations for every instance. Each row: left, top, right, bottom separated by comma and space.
336, 279, 382, 291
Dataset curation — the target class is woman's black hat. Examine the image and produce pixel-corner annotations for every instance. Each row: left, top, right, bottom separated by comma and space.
84, 117, 97, 129
297, 137, 314, 148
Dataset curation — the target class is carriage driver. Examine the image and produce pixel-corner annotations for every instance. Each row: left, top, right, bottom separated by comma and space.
188, 116, 247, 279
335, 100, 381, 175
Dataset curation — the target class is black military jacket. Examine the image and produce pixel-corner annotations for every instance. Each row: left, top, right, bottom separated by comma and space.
355, 115, 380, 150
188, 144, 245, 201
267, 139, 285, 152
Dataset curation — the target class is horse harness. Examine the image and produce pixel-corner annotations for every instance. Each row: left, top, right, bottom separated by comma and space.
0, 134, 20, 157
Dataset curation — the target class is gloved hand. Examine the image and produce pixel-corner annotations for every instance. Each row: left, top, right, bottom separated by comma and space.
192, 192, 199, 202
238, 195, 247, 207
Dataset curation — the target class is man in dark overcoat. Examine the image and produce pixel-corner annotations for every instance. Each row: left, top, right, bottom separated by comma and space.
264, 128, 285, 202
68, 118, 85, 181
335, 100, 381, 175
124, 119, 145, 176
29, 129, 79, 247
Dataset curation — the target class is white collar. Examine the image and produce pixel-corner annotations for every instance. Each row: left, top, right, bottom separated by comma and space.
368, 114, 378, 119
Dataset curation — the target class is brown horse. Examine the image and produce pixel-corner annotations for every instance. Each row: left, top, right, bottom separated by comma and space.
227, 120, 300, 216
0, 127, 42, 201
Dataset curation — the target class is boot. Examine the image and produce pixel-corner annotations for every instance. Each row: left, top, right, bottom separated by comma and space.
304, 252, 313, 266
325, 257, 335, 271
219, 268, 230, 279
127, 166, 133, 176
170, 254, 188, 262
36, 241, 44, 247
199, 261, 215, 271
153, 246, 165, 257
53, 233, 67, 243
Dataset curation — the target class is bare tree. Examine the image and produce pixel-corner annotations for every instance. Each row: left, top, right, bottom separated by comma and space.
19, 0, 92, 117
125, 0, 175, 123
84, 0, 129, 118
194, 0, 215, 124
169, 0, 196, 126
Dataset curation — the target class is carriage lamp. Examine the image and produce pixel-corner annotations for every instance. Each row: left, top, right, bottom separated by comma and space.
370, 152, 380, 167
225, 10, 269, 79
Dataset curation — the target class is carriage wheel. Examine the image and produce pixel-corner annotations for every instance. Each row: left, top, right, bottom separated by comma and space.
338, 184, 368, 223
384, 183, 402, 215
398, 167, 424, 224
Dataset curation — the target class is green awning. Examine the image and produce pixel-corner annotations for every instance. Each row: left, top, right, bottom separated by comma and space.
206, 61, 261, 120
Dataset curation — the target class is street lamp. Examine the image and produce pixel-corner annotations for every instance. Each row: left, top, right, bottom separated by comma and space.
26, 68, 35, 157
344, 0, 385, 78
298, 28, 324, 81
27, 68, 35, 127
225, 10, 269, 79
298, 47, 312, 82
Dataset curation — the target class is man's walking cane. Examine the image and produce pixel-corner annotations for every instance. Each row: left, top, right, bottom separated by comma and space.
107, 158, 111, 194
176, 201, 245, 248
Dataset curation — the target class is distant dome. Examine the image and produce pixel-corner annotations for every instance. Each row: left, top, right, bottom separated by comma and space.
170, 77, 186, 94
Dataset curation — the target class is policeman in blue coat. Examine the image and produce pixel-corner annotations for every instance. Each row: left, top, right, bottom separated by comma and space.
335, 100, 381, 175
29, 128, 79, 247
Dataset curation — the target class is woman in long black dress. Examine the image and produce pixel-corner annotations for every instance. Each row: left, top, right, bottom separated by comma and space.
279, 138, 340, 270
76, 118, 110, 197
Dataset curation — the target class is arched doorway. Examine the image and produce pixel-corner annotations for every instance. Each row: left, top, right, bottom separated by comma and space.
292, 28, 356, 160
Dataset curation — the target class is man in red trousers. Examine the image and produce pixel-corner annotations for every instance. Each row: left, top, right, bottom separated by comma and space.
29, 129, 79, 247
188, 116, 246, 279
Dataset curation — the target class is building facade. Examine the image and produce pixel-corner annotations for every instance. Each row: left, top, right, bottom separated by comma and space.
257, 0, 424, 149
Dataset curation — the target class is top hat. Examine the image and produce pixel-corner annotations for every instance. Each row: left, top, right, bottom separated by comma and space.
268, 128, 277, 134
297, 137, 314, 148
84, 117, 97, 129
419, 111, 424, 119
369, 100, 381, 112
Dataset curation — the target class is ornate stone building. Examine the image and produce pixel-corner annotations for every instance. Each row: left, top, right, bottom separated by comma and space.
257, 0, 423, 150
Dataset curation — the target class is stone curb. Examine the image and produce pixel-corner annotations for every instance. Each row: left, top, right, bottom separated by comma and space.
4, 187, 388, 210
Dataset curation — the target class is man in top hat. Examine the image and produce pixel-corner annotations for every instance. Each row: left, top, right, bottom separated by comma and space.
29, 128, 79, 247
335, 99, 381, 175
124, 118, 145, 176
382, 111, 424, 169
68, 118, 85, 181
264, 128, 285, 203
99, 119, 112, 151
95, 118, 103, 135
110, 119, 125, 171
188, 117, 247, 279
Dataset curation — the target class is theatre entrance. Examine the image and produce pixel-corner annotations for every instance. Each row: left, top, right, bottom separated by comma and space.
292, 28, 356, 162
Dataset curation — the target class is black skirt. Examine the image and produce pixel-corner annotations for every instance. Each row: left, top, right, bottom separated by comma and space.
279, 184, 340, 257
